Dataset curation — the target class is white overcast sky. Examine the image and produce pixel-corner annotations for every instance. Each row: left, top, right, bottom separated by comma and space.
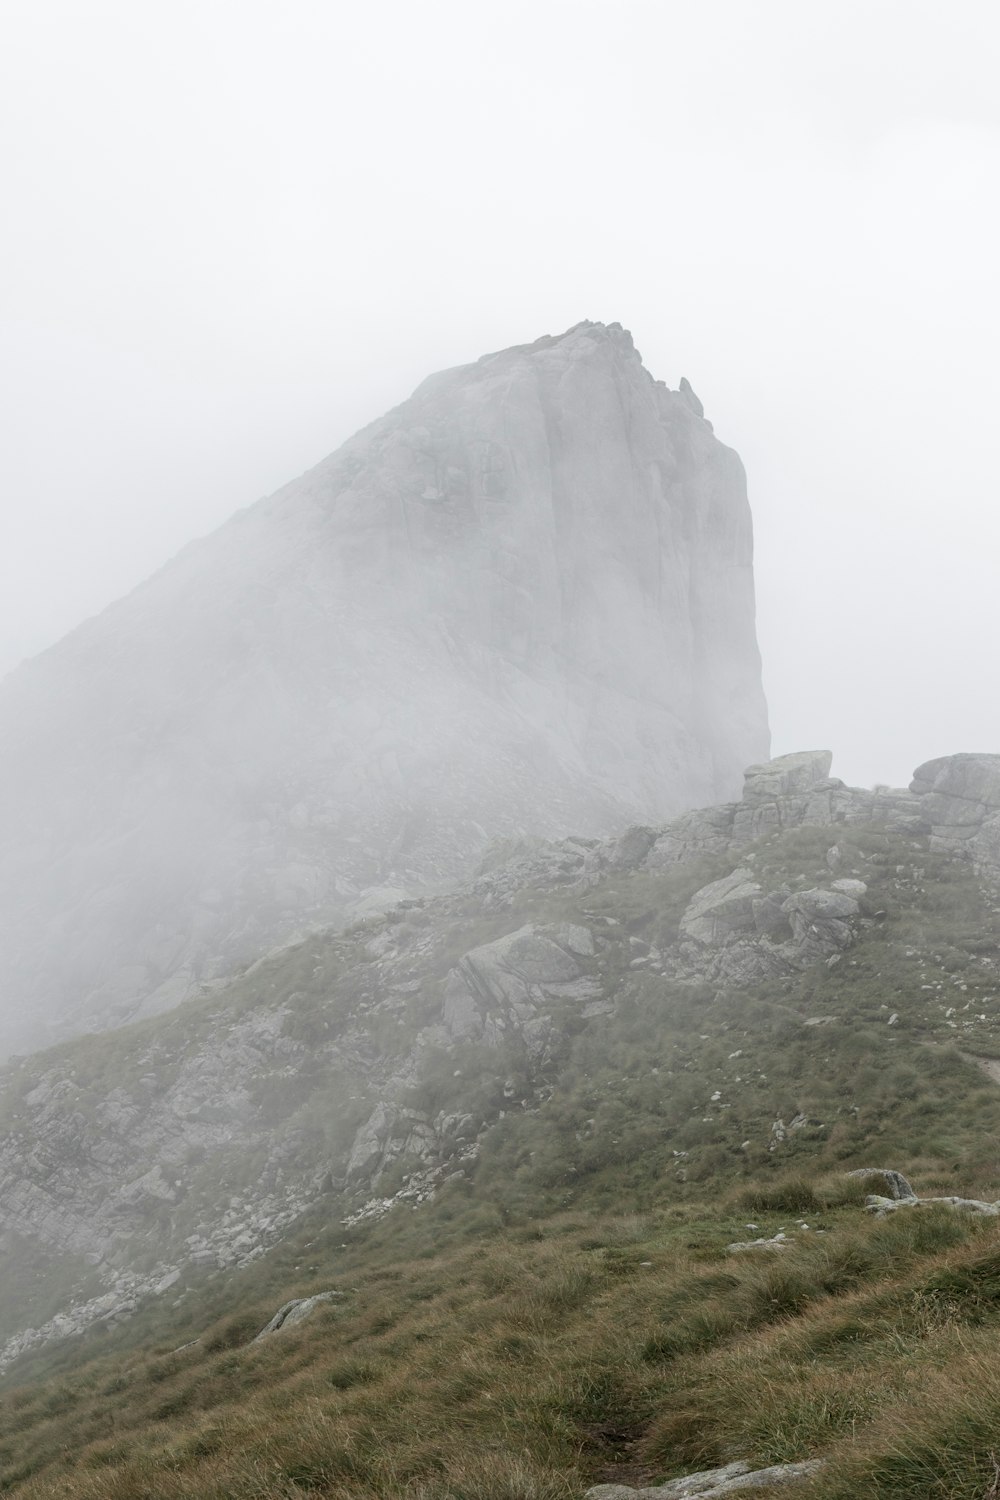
1, 0, 998, 789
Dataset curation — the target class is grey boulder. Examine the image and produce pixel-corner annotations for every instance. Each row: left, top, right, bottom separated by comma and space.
910, 754, 1000, 875
443, 923, 602, 1052
679, 869, 762, 945
782, 888, 859, 959
647, 804, 738, 868
675, 870, 861, 986
586, 1458, 824, 1498
742, 750, 834, 803
252, 1291, 344, 1342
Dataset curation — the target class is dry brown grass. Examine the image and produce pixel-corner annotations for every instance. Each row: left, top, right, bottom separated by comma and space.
1, 1205, 999, 1499
4, 825, 1000, 1496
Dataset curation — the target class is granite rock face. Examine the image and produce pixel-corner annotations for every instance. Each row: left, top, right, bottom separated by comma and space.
674, 868, 864, 986
679, 869, 764, 946
742, 750, 833, 802
0, 321, 769, 1055
910, 754, 1000, 878
442, 923, 603, 1052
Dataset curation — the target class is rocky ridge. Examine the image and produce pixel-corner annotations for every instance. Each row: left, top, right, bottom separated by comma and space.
0, 748, 997, 1372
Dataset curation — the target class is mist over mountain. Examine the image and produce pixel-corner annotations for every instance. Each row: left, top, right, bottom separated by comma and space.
3, 743, 1000, 1500
5, 329, 1000, 1500
0, 321, 768, 1056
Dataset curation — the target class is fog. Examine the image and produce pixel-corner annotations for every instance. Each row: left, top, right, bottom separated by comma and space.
2, 0, 999, 788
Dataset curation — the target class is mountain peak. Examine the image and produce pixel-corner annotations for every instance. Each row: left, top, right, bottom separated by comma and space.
483, 319, 636, 358
410, 320, 642, 402
0, 326, 768, 1054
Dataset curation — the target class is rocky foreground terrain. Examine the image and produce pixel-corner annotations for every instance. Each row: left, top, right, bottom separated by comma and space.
0, 321, 768, 1056
0, 751, 999, 1497
2, 747, 999, 1380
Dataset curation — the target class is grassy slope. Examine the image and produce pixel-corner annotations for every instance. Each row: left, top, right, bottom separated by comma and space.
2, 824, 1000, 1496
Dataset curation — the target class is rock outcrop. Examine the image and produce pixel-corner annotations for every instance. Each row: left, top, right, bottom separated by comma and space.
866, 1193, 1000, 1217
252, 1291, 344, 1342
648, 749, 926, 873
0, 899, 615, 1367
847, 1167, 916, 1201
679, 869, 764, 946
673, 868, 864, 985
742, 748, 834, 801
0, 321, 769, 1056
586, 1459, 824, 1498
845, 1166, 1000, 1218
442, 922, 604, 1051
910, 754, 1000, 879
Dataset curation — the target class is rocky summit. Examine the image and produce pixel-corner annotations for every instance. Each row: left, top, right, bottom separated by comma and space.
0, 322, 768, 1055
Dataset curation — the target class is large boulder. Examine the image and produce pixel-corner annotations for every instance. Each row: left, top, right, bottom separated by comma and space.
586, 1458, 824, 1498
679, 869, 762, 945
910, 754, 1000, 874
675, 870, 861, 986
733, 751, 846, 844
741, 750, 834, 803
588, 825, 660, 873
345, 1102, 439, 1180
847, 1168, 916, 1201
782, 887, 860, 959
442, 923, 602, 1052
911, 753, 1000, 814
252, 1291, 344, 1342
647, 803, 738, 868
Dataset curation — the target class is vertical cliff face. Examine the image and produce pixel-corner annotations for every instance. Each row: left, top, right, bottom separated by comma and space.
0, 322, 769, 1053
